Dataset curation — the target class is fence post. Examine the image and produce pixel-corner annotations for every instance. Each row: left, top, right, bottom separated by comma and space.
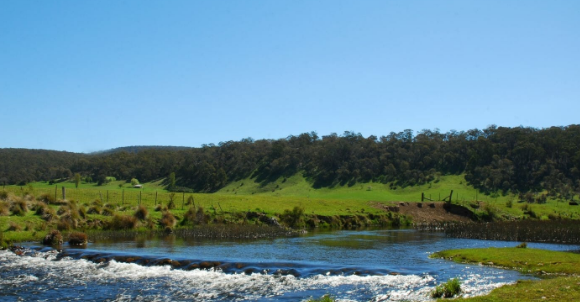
155, 191, 158, 205
139, 191, 142, 206
122, 189, 124, 205
62, 187, 66, 200
182, 192, 185, 210
107, 190, 109, 203
421, 192, 424, 201
54, 185, 57, 202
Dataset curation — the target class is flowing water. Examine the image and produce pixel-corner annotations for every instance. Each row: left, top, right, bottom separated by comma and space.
1, 229, 578, 301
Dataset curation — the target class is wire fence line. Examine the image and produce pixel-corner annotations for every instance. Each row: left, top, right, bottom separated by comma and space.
2, 186, 198, 209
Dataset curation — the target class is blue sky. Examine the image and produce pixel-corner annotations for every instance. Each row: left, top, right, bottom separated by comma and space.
1, 1, 579, 153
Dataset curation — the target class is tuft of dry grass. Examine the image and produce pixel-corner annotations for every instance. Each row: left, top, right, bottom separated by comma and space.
134, 205, 148, 220
109, 215, 137, 230
11, 198, 28, 216
68, 232, 88, 245
0, 201, 10, 216
42, 230, 63, 246
7, 221, 22, 231
160, 211, 176, 228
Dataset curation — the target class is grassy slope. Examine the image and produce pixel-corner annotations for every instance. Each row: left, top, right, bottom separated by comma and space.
4, 173, 580, 219
432, 248, 580, 301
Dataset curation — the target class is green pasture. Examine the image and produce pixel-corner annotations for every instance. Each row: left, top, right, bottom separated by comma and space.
3, 173, 580, 220
432, 247, 580, 301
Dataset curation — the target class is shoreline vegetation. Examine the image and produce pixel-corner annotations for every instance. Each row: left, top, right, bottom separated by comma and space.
431, 247, 580, 301
3, 171, 580, 246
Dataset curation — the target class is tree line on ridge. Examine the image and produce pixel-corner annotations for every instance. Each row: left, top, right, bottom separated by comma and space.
1, 125, 579, 199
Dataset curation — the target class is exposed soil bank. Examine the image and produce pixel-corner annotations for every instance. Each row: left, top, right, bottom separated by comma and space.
372, 201, 476, 223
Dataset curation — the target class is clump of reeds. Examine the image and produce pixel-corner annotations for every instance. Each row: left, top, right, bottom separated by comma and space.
109, 215, 137, 230
0, 201, 10, 216
57, 215, 76, 231
134, 205, 148, 221
42, 230, 63, 246
155, 204, 167, 212
431, 278, 461, 298
7, 221, 22, 231
38, 193, 55, 204
102, 207, 115, 216
68, 232, 88, 245
160, 211, 176, 228
11, 198, 28, 216
167, 200, 176, 210
87, 205, 102, 215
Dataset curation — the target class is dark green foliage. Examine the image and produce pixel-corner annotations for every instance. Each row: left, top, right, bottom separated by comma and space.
431, 278, 461, 298
281, 206, 305, 228
2, 125, 580, 196
167, 193, 176, 209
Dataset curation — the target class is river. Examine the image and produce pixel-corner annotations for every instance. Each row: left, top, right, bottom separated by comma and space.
1, 229, 578, 301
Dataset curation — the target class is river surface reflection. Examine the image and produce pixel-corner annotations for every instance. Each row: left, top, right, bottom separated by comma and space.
2, 229, 578, 301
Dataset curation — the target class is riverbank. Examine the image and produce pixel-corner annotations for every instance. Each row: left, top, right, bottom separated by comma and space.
431, 247, 580, 301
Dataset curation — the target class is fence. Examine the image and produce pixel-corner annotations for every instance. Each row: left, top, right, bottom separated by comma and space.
2, 186, 200, 210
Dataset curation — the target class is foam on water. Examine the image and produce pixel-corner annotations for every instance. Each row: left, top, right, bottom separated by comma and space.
0, 249, 512, 301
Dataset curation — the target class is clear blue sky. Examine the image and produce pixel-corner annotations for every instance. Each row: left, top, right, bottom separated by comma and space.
1, 1, 579, 153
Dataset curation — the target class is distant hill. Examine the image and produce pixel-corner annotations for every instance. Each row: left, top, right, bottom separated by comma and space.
0, 148, 85, 185
92, 145, 193, 155
2, 125, 580, 199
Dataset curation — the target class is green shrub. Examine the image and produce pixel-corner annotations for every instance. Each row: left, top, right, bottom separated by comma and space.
506, 199, 513, 208
431, 278, 461, 298
167, 199, 176, 210
308, 295, 336, 302
281, 206, 305, 228
516, 242, 527, 248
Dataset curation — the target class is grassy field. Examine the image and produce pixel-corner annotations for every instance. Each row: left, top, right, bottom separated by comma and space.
3, 173, 580, 220
431, 247, 580, 301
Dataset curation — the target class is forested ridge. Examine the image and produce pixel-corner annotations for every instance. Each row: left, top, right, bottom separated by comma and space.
1, 125, 579, 198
